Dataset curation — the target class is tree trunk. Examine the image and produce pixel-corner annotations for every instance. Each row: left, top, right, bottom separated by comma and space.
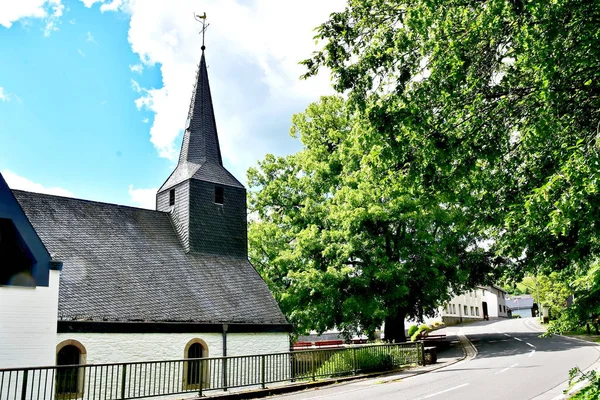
384, 312, 406, 343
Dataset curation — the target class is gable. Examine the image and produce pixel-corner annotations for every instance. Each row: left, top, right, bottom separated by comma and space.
0, 173, 55, 286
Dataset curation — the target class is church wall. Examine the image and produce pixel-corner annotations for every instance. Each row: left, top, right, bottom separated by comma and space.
53, 331, 289, 396
0, 269, 59, 368
55, 331, 289, 363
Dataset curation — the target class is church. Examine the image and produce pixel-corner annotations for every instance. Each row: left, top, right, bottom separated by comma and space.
0, 44, 291, 370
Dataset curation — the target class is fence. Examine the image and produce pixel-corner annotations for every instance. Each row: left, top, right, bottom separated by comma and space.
0, 342, 423, 400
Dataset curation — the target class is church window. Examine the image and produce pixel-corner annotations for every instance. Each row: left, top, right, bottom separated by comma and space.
184, 339, 208, 389
0, 218, 35, 286
169, 189, 175, 206
56, 340, 86, 398
214, 187, 224, 204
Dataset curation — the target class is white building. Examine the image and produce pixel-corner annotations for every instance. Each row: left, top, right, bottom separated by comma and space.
422, 285, 508, 326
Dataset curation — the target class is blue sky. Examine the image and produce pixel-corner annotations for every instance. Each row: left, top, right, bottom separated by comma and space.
0, 0, 342, 208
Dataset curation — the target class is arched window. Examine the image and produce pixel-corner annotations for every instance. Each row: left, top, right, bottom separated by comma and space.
56, 340, 86, 398
184, 339, 208, 389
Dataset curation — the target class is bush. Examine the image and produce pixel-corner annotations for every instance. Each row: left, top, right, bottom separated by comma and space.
407, 324, 419, 337
512, 314, 522, 318
568, 367, 600, 399
315, 347, 395, 377
411, 324, 432, 341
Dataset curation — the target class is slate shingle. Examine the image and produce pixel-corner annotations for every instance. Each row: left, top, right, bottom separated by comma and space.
13, 190, 288, 325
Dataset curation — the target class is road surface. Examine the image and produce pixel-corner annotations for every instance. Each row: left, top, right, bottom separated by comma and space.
263, 318, 600, 400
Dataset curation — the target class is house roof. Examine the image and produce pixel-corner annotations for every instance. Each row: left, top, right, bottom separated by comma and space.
159, 51, 243, 191
13, 190, 288, 326
506, 297, 534, 310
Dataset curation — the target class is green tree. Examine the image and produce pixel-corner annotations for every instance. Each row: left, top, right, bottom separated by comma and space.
248, 97, 497, 341
302, 0, 600, 324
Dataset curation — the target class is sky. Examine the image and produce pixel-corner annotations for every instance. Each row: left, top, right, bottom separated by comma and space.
0, 0, 343, 209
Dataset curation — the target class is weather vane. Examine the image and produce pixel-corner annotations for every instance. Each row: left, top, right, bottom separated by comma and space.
194, 12, 209, 50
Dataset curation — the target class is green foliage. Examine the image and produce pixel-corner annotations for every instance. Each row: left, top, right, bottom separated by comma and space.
512, 315, 521, 319
248, 96, 496, 341
407, 325, 419, 337
567, 367, 600, 399
548, 262, 600, 334
316, 346, 417, 377
317, 349, 393, 376
301, 0, 600, 330
410, 324, 432, 342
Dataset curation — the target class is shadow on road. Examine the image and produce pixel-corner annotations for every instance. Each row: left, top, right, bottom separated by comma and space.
466, 331, 597, 360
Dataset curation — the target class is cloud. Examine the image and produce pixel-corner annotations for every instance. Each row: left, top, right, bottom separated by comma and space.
131, 79, 142, 93
78, 48, 86, 57
0, 0, 64, 35
128, 185, 156, 209
2, 169, 74, 197
0, 87, 10, 102
92, 0, 343, 182
86, 31, 97, 43
141, 117, 149, 123
80, 0, 123, 12
129, 63, 143, 74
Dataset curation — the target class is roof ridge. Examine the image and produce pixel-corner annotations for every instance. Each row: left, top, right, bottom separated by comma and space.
12, 189, 168, 214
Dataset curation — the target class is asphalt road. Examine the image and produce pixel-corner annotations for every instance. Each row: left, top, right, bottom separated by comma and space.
263, 318, 600, 400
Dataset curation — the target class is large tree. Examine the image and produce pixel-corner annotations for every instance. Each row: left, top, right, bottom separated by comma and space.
302, 0, 600, 325
248, 97, 497, 341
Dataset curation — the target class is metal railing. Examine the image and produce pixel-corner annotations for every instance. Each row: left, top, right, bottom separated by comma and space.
0, 342, 423, 400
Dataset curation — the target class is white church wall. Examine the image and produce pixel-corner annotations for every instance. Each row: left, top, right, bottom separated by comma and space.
56, 331, 289, 364
0, 269, 60, 369
52, 331, 289, 398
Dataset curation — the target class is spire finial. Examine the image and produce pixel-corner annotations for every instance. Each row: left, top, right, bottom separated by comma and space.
194, 12, 209, 51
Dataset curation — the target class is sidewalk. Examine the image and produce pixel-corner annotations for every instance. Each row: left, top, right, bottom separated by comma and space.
193, 336, 468, 400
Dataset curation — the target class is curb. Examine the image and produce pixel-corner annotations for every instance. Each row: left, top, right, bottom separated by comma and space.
194, 338, 472, 400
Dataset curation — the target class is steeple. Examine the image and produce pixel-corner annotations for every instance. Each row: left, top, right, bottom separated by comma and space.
180, 51, 223, 166
158, 48, 243, 192
156, 16, 247, 257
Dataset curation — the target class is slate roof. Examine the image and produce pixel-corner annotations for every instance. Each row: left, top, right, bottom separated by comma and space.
13, 190, 288, 325
159, 51, 243, 191
506, 297, 534, 310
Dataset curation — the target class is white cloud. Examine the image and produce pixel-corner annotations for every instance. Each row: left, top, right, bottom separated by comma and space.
127, 185, 156, 209
141, 117, 149, 123
0, 0, 64, 35
129, 63, 143, 74
80, 0, 102, 7
77, 48, 86, 57
2, 170, 74, 197
0, 87, 10, 102
131, 79, 142, 93
91, 0, 343, 181
86, 31, 97, 43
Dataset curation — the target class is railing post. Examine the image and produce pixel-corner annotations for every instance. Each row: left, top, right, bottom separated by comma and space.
20, 369, 28, 400
352, 348, 358, 374
419, 342, 425, 365
290, 352, 296, 383
120, 364, 127, 400
311, 352, 316, 381
198, 360, 203, 398
222, 358, 227, 392
261, 355, 266, 389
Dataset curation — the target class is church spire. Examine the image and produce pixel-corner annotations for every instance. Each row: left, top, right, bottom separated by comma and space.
158, 14, 243, 192
179, 50, 223, 165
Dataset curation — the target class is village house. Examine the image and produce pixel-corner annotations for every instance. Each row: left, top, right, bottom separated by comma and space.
0, 45, 291, 376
